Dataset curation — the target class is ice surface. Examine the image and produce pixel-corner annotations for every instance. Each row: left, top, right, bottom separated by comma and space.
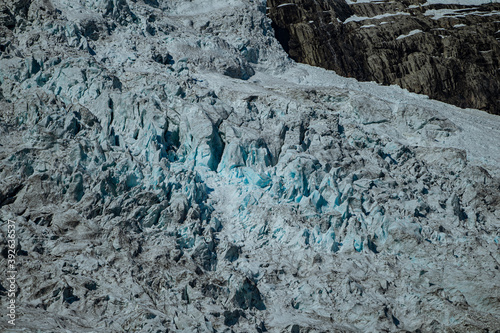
0, 0, 499, 332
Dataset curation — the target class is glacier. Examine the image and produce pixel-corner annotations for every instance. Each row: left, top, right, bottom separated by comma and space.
0, 0, 499, 332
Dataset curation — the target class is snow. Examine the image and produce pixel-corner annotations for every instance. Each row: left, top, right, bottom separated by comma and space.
344, 12, 410, 24
259, 66, 500, 174
396, 29, 423, 40
425, 8, 500, 20
277, 3, 296, 8
346, 0, 499, 4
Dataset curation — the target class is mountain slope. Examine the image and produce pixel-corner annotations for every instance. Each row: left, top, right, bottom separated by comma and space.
268, 0, 500, 114
1, 0, 499, 332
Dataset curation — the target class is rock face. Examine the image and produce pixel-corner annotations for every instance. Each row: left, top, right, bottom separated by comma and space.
267, 0, 500, 114
1, 0, 500, 332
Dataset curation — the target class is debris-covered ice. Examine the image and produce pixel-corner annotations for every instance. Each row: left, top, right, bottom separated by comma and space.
0, 0, 499, 332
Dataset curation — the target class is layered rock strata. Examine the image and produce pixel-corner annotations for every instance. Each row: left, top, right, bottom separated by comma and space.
268, 0, 500, 114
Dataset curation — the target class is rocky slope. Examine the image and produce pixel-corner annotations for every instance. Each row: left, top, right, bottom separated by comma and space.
267, 0, 500, 114
1, 0, 500, 332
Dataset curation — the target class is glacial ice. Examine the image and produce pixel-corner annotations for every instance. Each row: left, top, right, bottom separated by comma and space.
0, 0, 499, 332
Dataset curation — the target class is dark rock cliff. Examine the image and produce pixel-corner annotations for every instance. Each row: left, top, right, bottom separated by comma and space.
268, 0, 500, 114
